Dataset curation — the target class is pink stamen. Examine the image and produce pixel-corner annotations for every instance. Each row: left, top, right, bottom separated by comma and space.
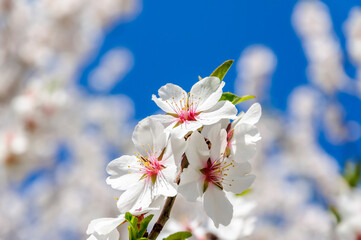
139, 153, 165, 180
201, 159, 223, 186
200, 157, 235, 191
165, 94, 201, 124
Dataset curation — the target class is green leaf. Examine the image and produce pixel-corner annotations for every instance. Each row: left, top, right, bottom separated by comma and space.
219, 92, 256, 105
198, 76, 202, 81
163, 231, 192, 240
210, 60, 234, 81
137, 214, 154, 238
343, 160, 361, 188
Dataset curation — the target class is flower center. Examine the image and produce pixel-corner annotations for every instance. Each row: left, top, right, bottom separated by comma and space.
199, 157, 235, 192
200, 159, 224, 191
139, 152, 166, 184
178, 108, 198, 123
165, 94, 201, 125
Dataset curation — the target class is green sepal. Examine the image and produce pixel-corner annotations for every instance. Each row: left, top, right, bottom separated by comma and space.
137, 214, 154, 238
329, 206, 341, 224
343, 160, 361, 188
219, 92, 255, 105
125, 212, 139, 240
210, 60, 234, 81
163, 231, 192, 240
203, 181, 209, 193
151, 175, 157, 184
128, 225, 137, 240
125, 212, 133, 222
130, 217, 138, 231
235, 188, 252, 197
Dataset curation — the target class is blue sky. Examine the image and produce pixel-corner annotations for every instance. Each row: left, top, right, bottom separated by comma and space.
78, 0, 361, 165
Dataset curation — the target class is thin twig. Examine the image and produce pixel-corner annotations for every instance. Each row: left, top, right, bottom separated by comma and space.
148, 156, 189, 240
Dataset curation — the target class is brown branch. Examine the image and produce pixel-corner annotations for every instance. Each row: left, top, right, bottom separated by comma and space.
148, 155, 189, 240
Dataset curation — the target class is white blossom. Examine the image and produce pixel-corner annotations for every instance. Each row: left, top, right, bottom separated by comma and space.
106, 117, 186, 212
179, 125, 255, 227
151, 77, 237, 138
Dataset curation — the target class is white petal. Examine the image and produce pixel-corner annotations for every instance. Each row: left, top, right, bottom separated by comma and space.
132, 117, 168, 156
232, 124, 260, 162
238, 103, 262, 126
223, 174, 255, 194
153, 169, 178, 197
178, 167, 203, 202
203, 186, 233, 227
226, 161, 252, 176
106, 172, 143, 190
190, 77, 224, 112
106, 156, 142, 190
198, 101, 237, 125
207, 124, 227, 161
149, 114, 175, 125
185, 131, 210, 169
106, 155, 140, 176
152, 95, 176, 113
167, 135, 187, 167
171, 120, 203, 139
158, 83, 188, 102
201, 119, 230, 137
87, 230, 119, 240
87, 216, 125, 235
152, 83, 187, 114
117, 181, 152, 212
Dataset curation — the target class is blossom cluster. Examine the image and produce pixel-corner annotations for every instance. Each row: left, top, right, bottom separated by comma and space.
0, 0, 139, 239
87, 63, 262, 240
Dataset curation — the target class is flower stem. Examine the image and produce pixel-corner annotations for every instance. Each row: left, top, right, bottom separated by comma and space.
148, 155, 189, 240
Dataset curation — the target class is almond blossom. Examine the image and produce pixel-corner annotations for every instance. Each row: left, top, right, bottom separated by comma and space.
225, 103, 262, 161
151, 77, 237, 138
106, 117, 186, 212
178, 124, 255, 227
